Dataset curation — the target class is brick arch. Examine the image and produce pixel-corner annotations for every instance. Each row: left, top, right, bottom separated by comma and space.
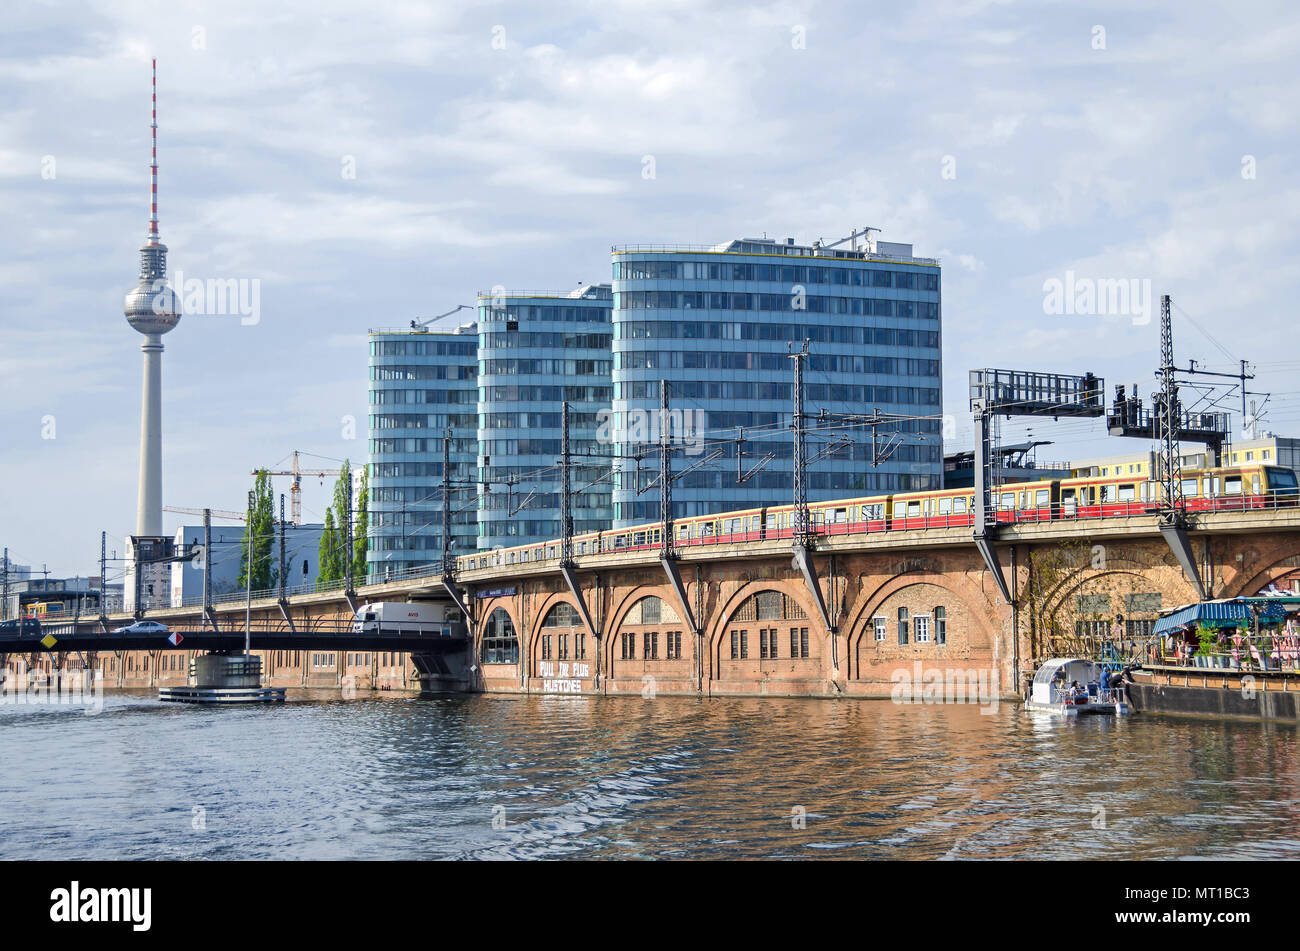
1228, 550, 1300, 598
843, 571, 996, 680
528, 591, 584, 672
476, 597, 523, 663
1041, 569, 1161, 622
603, 584, 684, 672
705, 579, 825, 675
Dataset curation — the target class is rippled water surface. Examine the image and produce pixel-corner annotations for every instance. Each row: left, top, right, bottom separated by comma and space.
2, 692, 1299, 859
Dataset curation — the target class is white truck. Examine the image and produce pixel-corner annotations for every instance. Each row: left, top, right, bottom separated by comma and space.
352, 601, 461, 636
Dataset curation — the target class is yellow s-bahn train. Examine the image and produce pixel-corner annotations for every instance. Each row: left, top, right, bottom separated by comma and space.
457, 462, 1298, 571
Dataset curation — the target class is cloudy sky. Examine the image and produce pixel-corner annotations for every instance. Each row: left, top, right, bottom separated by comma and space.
2, 0, 1298, 577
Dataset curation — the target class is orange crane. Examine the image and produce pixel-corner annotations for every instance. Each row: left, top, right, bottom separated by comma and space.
255, 451, 335, 526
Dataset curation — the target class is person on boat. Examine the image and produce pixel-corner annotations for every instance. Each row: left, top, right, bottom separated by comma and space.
1100, 667, 1111, 699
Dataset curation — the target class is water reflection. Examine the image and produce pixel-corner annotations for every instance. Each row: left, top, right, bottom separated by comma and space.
0, 693, 1297, 859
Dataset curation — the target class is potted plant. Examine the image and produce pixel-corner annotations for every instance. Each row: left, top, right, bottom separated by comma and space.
1194, 624, 1217, 668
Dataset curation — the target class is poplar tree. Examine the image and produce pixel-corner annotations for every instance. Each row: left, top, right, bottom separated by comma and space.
318, 508, 340, 583
238, 469, 276, 591
353, 464, 369, 578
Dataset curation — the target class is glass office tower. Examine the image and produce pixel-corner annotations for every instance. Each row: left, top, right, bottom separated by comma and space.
476, 285, 614, 549
611, 235, 942, 527
367, 323, 478, 579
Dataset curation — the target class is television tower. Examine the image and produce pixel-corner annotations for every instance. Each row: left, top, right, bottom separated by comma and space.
122, 58, 181, 537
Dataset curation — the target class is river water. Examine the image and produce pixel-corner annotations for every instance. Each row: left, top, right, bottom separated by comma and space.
2, 691, 1298, 860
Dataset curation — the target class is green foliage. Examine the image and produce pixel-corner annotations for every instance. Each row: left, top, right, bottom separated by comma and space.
318, 508, 340, 583
317, 460, 363, 585
237, 469, 276, 591
353, 464, 369, 573
1194, 624, 1217, 657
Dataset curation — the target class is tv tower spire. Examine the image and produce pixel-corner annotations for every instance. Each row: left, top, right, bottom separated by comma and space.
123, 57, 181, 538
149, 56, 159, 244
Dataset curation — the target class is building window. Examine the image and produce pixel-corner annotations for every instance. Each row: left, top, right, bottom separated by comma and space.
558, 634, 569, 660
643, 631, 659, 660
934, 607, 946, 645
760, 628, 774, 659
1125, 619, 1155, 638
898, 607, 909, 645
730, 629, 749, 659
790, 627, 810, 658
666, 631, 682, 659
914, 615, 931, 643
873, 616, 887, 641
481, 607, 519, 665
575, 633, 586, 660
621, 632, 635, 659
541, 635, 553, 660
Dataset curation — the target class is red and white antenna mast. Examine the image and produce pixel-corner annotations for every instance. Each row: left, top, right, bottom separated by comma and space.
148, 57, 159, 244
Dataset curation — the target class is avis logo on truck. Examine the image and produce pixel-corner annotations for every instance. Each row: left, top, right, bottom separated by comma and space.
352, 602, 457, 636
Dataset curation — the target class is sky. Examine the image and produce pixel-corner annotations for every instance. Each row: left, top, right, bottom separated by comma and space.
1, 0, 1298, 578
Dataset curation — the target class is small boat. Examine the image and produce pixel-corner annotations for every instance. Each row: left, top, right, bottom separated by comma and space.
1026, 658, 1130, 717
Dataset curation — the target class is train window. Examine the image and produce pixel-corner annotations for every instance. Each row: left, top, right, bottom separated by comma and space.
1180, 478, 1199, 496
954, 498, 967, 514
907, 501, 921, 516
1224, 477, 1242, 495
725, 518, 742, 535
999, 493, 1014, 509
1252, 475, 1261, 495
633, 532, 646, 546
1035, 489, 1050, 506
1210, 478, 1220, 496
832, 508, 846, 523
893, 502, 906, 516
1101, 485, 1117, 503
1267, 468, 1298, 490
868, 503, 885, 519
1062, 488, 1075, 502
938, 497, 952, 515
702, 522, 715, 536
1118, 484, 1136, 503
678, 525, 690, 538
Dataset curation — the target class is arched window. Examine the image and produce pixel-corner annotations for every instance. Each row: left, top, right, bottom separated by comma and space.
541, 603, 581, 628
481, 607, 518, 665
934, 606, 946, 645
621, 597, 683, 661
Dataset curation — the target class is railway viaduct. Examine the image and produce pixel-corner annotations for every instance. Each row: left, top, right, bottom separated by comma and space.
11, 508, 1300, 700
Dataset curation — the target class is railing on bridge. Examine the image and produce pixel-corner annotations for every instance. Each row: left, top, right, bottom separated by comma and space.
453, 490, 1300, 574
115, 491, 1296, 611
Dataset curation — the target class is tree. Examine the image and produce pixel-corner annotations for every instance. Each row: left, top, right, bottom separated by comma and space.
317, 460, 361, 585
353, 464, 369, 578
238, 469, 276, 591
318, 508, 341, 583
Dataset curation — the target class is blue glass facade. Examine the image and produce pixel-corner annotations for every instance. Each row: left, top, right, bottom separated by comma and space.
366, 325, 478, 579
611, 237, 943, 526
476, 287, 614, 549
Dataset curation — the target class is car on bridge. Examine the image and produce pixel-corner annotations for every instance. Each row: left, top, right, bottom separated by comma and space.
111, 620, 170, 635
0, 617, 42, 637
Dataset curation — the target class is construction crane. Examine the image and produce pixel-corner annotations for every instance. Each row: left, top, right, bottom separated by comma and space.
812, 226, 880, 254
256, 451, 335, 526
411, 304, 473, 332
163, 505, 245, 521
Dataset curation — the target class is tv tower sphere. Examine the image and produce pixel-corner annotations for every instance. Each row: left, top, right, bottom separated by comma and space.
124, 58, 180, 539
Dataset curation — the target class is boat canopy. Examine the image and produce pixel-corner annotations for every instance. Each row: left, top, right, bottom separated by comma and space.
1033, 658, 1088, 684
1153, 598, 1289, 635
